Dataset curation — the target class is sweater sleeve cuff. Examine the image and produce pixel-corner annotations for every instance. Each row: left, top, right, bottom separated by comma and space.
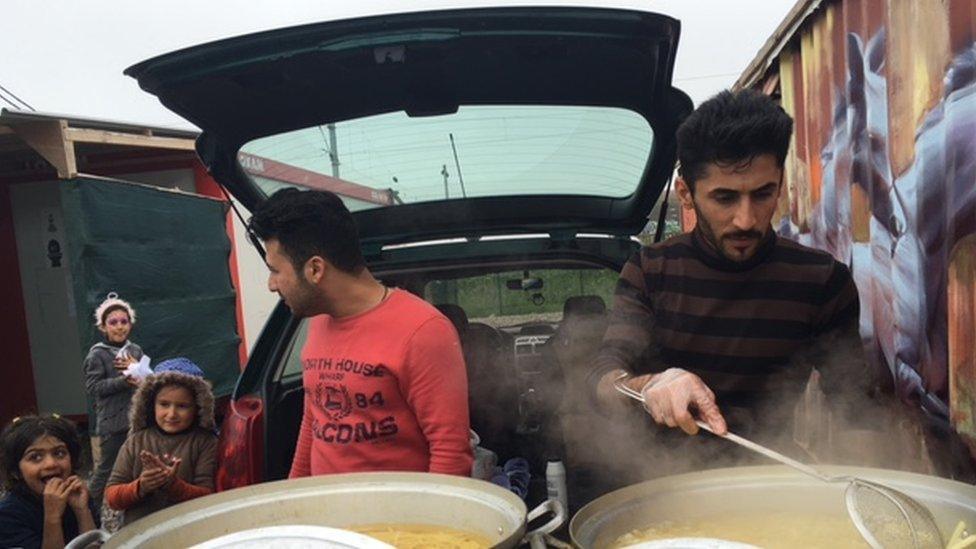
166, 477, 213, 502
586, 361, 624, 407
105, 480, 141, 510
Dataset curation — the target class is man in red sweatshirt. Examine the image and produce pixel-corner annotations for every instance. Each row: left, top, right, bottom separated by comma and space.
248, 188, 473, 477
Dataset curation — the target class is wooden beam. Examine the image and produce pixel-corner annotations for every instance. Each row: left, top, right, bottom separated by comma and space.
0, 126, 14, 135
12, 120, 76, 178
64, 127, 195, 151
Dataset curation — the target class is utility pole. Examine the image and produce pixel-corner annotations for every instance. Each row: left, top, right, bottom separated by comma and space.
441, 164, 450, 199
449, 133, 467, 198
327, 123, 340, 178
388, 176, 404, 205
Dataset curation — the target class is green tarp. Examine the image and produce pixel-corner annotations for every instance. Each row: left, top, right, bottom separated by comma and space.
62, 178, 240, 398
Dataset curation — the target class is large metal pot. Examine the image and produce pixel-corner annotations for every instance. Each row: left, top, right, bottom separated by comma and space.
570, 465, 976, 548
89, 472, 564, 548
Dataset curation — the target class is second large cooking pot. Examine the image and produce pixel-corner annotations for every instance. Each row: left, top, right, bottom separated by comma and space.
93, 472, 564, 548
570, 465, 976, 548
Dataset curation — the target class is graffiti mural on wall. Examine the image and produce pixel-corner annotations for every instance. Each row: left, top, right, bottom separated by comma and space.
772, 1, 976, 451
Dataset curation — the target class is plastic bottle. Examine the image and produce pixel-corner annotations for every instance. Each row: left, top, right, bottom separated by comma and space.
545, 458, 568, 512
469, 430, 498, 481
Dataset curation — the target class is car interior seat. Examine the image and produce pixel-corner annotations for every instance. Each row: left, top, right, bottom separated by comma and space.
435, 303, 519, 458
541, 295, 614, 486
435, 303, 469, 338
546, 295, 608, 409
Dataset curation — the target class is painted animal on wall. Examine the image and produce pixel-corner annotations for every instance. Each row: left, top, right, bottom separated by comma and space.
774, 11, 976, 460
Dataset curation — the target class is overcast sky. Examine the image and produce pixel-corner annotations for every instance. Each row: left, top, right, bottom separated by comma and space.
0, 0, 795, 130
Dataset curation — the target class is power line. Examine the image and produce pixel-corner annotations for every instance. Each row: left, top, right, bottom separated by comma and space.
0, 91, 20, 109
0, 82, 35, 111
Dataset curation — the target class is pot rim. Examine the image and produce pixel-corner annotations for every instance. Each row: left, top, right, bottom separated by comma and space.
569, 465, 976, 548
107, 472, 529, 548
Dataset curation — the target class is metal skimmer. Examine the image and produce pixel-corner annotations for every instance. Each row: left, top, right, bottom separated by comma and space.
613, 373, 944, 549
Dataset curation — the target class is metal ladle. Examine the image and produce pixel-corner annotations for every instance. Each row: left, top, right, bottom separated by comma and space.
613, 374, 944, 549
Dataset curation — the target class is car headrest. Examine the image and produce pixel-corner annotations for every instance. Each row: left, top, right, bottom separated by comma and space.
563, 295, 607, 317
435, 303, 469, 334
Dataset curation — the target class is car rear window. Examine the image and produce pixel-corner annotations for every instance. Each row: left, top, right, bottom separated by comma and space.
425, 267, 618, 329
238, 105, 653, 211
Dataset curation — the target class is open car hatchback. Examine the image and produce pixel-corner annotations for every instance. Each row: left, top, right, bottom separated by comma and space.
126, 4, 692, 512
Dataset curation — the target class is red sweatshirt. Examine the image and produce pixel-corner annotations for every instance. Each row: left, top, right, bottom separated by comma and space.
289, 289, 473, 477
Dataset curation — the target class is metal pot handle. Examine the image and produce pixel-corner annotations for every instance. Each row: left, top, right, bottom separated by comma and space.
524, 498, 567, 539
65, 529, 111, 549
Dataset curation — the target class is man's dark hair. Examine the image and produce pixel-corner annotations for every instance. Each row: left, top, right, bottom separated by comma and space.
676, 89, 794, 189
249, 188, 366, 273
1, 415, 83, 493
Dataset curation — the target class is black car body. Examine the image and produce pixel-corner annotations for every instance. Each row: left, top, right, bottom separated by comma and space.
127, 5, 691, 511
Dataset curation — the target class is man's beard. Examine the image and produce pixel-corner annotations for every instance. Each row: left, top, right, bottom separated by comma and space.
693, 203, 764, 262
286, 278, 321, 318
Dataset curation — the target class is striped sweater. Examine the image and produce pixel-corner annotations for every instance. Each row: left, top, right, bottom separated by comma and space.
592, 228, 890, 433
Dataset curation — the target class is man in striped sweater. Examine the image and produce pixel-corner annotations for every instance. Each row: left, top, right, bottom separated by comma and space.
592, 89, 893, 445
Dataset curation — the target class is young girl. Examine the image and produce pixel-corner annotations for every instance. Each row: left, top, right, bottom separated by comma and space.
83, 292, 144, 509
0, 415, 99, 549
104, 358, 218, 526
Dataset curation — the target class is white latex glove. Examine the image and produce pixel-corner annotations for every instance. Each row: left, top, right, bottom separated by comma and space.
640, 368, 727, 435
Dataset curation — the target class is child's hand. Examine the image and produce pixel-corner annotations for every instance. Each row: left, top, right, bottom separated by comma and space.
113, 355, 137, 371
123, 375, 139, 387
42, 477, 72, 518
142, 451, 181, 483
161, 455, 182, 483
137, 467, 169, 496
140, 450, 169, 468
64, 475, 90, 511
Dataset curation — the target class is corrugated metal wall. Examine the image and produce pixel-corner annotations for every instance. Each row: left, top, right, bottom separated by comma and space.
759, 0, 976, 453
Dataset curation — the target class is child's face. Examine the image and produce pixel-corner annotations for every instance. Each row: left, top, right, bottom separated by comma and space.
19, 435, 72, 495
155, 385, 196, 434
99, 309, 131, 345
